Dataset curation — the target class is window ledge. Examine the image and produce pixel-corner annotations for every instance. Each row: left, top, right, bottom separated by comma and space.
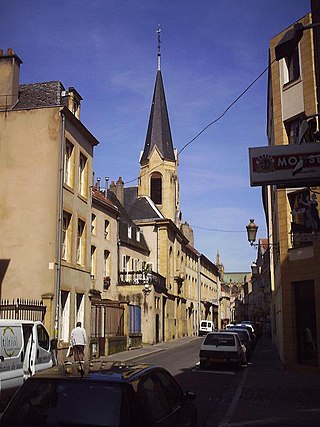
78, 193, 88, 203
283, 76, 301, 91
63, 183, 74, 194
62, 260, 89, 273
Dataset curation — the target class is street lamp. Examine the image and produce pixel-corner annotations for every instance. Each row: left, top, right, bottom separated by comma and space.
246, 219, 279, 254
251, 262, 259, 276
142, 274, 152, 295
246, 219, 258, 246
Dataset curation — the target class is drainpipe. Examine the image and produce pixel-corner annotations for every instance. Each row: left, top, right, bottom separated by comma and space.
311, 0, 320, 117
197, 255, 201, 335
54, 110, 65, 340
156, 226, 159, 273
117, 217, 121, 284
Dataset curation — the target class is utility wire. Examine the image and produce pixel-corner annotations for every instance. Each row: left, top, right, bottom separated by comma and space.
178, 59, 275, 155
191, 225, 266, 233
191, 225, 247, 233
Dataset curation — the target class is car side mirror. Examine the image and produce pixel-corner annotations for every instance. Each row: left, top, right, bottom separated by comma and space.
184, 390, 196, 401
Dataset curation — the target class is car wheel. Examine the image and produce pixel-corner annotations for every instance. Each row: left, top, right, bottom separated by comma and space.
200, 360, 207, 369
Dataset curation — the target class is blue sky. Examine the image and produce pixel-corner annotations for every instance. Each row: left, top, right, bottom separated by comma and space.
2, 0, 310, 271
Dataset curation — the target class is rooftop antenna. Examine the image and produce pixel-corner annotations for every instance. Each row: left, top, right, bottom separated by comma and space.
157, 24, 161, 71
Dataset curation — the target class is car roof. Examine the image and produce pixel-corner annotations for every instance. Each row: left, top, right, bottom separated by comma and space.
0, 319, 42, 325
221, 328, 247, 334
32, 361, 160, 383
206, 331, 238, 337
234, 324, 254, 330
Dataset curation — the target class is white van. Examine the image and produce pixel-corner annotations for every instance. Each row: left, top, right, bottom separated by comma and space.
0, 320, 53, 407
199, 320, 215, 336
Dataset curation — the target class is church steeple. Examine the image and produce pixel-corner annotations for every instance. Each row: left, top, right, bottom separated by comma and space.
138, 28, 180, 225
140, 27, 175, 165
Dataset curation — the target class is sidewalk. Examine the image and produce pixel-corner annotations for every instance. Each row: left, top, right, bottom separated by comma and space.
221, 335, 320, 426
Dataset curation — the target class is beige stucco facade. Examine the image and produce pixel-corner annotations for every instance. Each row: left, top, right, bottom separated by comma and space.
267, 12, 320, 368
185, 246, 201, 336
1, 107, 61, 301
91, 189, 119, 301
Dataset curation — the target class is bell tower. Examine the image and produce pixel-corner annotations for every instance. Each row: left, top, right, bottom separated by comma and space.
138, 27, 181, 225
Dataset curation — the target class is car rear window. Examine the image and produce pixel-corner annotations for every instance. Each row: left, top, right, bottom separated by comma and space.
0, 378, 132, 426
229, 330, 247, 342
200, 321, 208, 327
204, 333, 235, 346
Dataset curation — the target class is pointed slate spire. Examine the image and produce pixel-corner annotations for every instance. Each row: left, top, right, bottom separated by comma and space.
140, 28, 175, 165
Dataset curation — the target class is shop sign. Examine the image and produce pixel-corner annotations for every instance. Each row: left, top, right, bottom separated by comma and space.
249, 143, 320, 187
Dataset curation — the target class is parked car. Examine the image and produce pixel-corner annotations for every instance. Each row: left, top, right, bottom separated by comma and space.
221, 328, 253, 359
0, 360, 197, 427
199, 320, 215, 336
232, 324, 256, 346
241, 320, 262, 339
199, 331, 247, 368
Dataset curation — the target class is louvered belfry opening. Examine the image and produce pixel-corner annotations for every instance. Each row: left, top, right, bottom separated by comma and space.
151, 173, 162, 204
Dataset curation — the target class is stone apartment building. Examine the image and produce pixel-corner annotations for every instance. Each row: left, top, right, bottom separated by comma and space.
266, 5, 320, 368
91, 185, 119, 301
249, 239, 271, 332
0, 49, 99, 349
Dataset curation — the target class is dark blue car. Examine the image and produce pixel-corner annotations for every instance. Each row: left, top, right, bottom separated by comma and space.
0, 360, 197, 427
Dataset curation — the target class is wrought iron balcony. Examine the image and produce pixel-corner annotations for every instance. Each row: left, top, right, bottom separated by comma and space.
119, 270, 166, 288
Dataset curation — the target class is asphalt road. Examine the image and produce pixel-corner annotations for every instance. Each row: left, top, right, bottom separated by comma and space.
132, 337, 247, 427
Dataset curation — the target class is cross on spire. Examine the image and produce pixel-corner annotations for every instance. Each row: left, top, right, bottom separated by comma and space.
157, 25, 161, 71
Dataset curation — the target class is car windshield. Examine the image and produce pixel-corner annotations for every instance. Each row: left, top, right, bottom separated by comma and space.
0, 378, 131, 427
204, 334, 235, 346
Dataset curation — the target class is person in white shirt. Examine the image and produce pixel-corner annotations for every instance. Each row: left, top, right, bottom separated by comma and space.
70, 321, 87, 362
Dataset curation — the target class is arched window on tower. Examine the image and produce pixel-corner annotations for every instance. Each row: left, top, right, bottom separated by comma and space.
150, 172, 162, 205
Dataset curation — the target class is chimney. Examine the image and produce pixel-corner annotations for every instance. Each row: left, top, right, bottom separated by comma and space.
67, 87, 82, 120
116, 177, 124, 205
0, 48, 22, 110
109, 180, 116, 197
105, 177, 109, 192
96, 177, 101, 190
181, 221, 194, 246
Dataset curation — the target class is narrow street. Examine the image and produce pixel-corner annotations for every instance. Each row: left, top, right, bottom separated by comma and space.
107, 335, 320, 426
134, 337, 241, 427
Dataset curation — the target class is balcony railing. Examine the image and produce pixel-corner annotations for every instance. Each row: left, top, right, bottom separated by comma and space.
119, 270, 166, 288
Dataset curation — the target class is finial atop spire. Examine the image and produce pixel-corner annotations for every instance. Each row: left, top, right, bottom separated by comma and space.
156, 24, 161, 71
216, 250, 221, 266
